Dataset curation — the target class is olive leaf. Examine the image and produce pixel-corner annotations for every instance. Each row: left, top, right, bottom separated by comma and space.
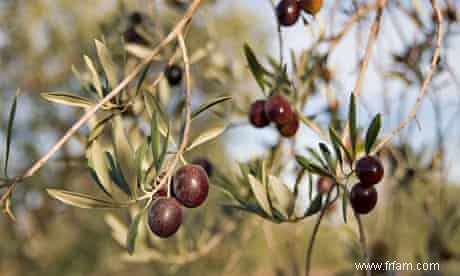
318, 143, 335, 173
95, 40, 119, 89
191, 96, 232, 119
243, 43, 268, 92
157, 123, 170, 171
268, 175, 295, 219
125, 44, 163, 60
365, 113, 382, 154
41, 93, 95, 109
143, 92, 173, 144
126, 209, 145, 255
296, 155, 334, 178
89, 140, 113, 196
88, 165, 111, 198
135, 140, 148, 189
4, 90, 19, 177
150, 113, 161, 165
47, 189, 129, 209
329, 128, 343, 168
106, 152, 131, 196
303, 194, 323, 217
306, 147, 328, 169
112, 115, 136, 197
248, 174, 273, 217
136, 61, 152, 96
329, 126, 352, 164
348, 93, 358, 158
84, 55, 103, 97
186, 125, 226, 151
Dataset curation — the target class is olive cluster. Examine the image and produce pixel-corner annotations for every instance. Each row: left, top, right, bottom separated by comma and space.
148, 160, 212, 238
276, 0, 324, 27
249, 94, 299, 137
350, 156, 384, 214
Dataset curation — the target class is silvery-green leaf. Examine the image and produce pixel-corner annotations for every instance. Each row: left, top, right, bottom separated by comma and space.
268, 175, 295, 218
89, 140, 113, 196
243, 43, 268, 92
41, 93, 95, 108
71, 65, 90, 92
186, 125, 226, 151
348, 93, 357, 158
95, 40, 119, 89
150, 113, 161, 165
47, 189, 128, 209
113, 115, 136, 197
106, 152, 131, 196
303, 194, 323, 217
248, 174, 272, 217
127, 210, 145, 255
4, 89, 19, 177
125, 44, 163, 60
84, 55, 103, 97
136, 62, 152, 96
365, 113, 382, 154
191, 96, 232, 119
135, 140, 148, 188
143, 92, 174, 145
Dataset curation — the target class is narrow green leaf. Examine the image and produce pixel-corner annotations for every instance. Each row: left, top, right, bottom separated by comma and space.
296, 155, 312, 169
71, 65, 91, 92
248, 174, 273, 217
329, 126, 353, 164
365, 113, 382, 154
221, 203, 272, 220
150, 113, 161, 165
191, 96, 232, 119
135, 141, 148, 189
106, 152, 131, 196
296, 155, 334, 178
143, 92, 172, 143
348, 93, 358, 157
113, 115, 136, 197
268, 175, 295, 219
304, 194, 323, 217
90, 140, 113, 196
47, 189, 128, 209
88, 164, 111, 198
41, 93, 95, 108
84, 55, 103, 97
95, 40, 119, 89
87, 114, 114, 145
306, 147, 328, 169
157, 123, 170, 171
127, 210, 145, 255
136, 61, 152, 96
318, 143, 335, 173
4, 90, 19, 177
186, 125, 226, 151
243, 43, 268, 92
329, 128, 343, 169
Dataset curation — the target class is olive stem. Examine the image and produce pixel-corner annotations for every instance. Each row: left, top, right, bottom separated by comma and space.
305, 190, 331, 276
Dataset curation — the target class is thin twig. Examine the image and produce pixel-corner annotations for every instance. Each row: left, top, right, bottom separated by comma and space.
341, 0, 388, 145
159, 31, 192, 190
305, 191, 331, 276
372, 0, 443, 154
354, 211, 371, 276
